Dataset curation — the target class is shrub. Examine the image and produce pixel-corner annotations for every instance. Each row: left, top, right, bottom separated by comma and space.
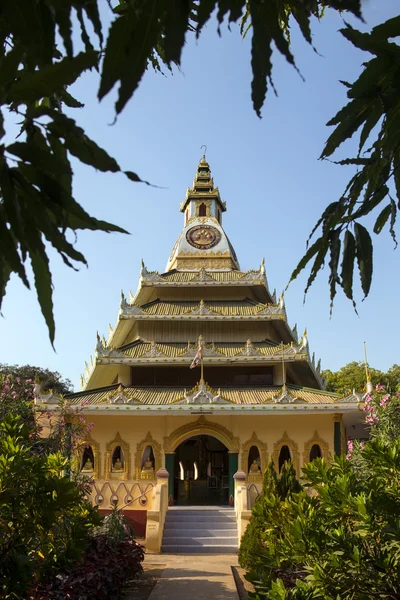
0, 416, 101, 599
245, 387, 400, 599
238, 460, 300, 570
31, 534, 144, 600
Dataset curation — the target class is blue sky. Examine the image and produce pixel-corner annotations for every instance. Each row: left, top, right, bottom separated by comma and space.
1, 1, 399, 390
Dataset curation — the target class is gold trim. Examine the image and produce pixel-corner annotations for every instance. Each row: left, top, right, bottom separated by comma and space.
135, 432, 162, 480
105, 432, 131, 480
333, 412, 343, 422
163, 416, 240, 452
174, 257, 235, 270
302, 430, 330, 465
241, 432, 268, 482
272, 431, 300, 475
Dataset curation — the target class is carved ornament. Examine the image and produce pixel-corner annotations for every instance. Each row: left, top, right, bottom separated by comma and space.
135, 432, 162, 480
76, 433, 101, 479
272, 431, 300, 475
241, 432, 268, 481
163, 416, 240, 453
303, 431, 330, 465
105, 432, 131, 480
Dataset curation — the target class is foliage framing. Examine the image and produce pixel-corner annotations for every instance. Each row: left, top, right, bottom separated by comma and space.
4, 0, 389, 345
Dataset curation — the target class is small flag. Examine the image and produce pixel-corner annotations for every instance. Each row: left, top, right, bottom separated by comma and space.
190, 346, 202, 369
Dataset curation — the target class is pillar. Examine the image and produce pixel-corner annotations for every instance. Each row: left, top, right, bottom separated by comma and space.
228, 452, 239, 501
117, 366, 131, 386
333, 413, 343, 456
165, 453, 175, 500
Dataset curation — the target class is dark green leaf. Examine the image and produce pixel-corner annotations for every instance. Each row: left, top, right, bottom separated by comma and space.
163, 0, 191, 64
328, 228, 341, 310
6, 141, 72, 179
288, 237, 324, 287
59, 89, 84, 109
354, 222, 373, 298
341, 230, 356, 301
99, 2, 163, 114
30, 236, 55, 347
373, 205, 391, 234
82, 0, 104, 47
8, 51, 98, 104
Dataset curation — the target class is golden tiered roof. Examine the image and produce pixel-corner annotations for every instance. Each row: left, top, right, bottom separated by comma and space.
68, 383, 342, 406
115, 339, 297, 359
142, 268, 266, 284
130, 298, 283, 317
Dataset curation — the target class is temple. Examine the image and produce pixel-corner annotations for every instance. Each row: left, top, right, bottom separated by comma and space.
35, 157, 366, 551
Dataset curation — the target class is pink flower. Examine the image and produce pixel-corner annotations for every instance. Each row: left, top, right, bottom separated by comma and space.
376, 384, 385, 392
3, 385, 10, 392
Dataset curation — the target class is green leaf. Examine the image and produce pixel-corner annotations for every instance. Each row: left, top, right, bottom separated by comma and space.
354, 222, 373, 298
328, 228, 341, 311
30, 236, 55, 347
6, 141, 72, 180
8, 51, 98, 105
341, 230, 356, 302
82, 0, 104, 47
287, 237, 324, 287
373, 204, 391, 234
99, 2, 163, 114
163, 0, 191, 64
59, 89, 84, 109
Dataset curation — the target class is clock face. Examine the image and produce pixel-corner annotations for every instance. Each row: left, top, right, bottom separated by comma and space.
186, 225, 221, 249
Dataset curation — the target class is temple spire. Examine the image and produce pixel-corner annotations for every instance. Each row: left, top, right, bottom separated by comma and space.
165, 157, 239, 272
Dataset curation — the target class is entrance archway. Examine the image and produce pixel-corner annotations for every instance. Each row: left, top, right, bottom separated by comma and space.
174, 435, 229, 505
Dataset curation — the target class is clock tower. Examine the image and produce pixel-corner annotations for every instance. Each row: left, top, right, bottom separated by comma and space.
165, 156, 240, 271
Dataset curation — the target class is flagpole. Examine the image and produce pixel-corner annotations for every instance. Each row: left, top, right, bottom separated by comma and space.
200, 337, 204, 383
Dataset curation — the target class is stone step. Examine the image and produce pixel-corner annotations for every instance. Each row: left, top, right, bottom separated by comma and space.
164, 523, 237, 532
163, 529, 238, 538
167, 508, 235, 517
161, 544, 238, 554
162, 536, 238, 545
165, 515, 236, 522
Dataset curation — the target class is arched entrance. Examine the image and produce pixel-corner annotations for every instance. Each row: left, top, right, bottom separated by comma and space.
174, 435, 229, 505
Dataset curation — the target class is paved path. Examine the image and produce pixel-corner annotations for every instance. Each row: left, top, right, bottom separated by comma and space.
144, 553, 239, 600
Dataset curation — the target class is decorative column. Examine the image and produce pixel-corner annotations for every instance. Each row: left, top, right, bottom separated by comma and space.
333, 413, 343, 456
228, 452, 239, 502
165, 453, 175, 501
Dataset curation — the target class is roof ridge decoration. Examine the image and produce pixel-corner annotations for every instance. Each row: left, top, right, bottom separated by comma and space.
185, 299, 219, 316
107, 385, 142, 405
190, 268, 216, 282
240, 339, 262, 357
95, 333, 126, 359
181, 381, 233, 405
143, 341, 165, 358
139, 260, 164, 282
272, 384, 300, 404
33, 379, 60, 405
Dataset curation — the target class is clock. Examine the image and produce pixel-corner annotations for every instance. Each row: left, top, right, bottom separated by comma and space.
186, 225, 221, 249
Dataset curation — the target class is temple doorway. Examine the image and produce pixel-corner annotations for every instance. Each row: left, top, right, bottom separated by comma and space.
174, 435, 229, 505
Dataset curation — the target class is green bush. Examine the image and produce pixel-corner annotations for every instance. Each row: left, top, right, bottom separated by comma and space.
238, 460, 300, 570
0, 416, 101, 599
245, 388, 400, 599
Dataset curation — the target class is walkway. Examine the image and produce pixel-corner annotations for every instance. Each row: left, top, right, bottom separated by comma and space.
144, 553, 239, 600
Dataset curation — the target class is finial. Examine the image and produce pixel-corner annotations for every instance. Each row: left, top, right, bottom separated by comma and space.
260, 258, 266, 276
96, 331, 100, 342
200, 144, 207, 162
141, 258, 145, 268
364, 341, 373, 393
279, 291, 285, 309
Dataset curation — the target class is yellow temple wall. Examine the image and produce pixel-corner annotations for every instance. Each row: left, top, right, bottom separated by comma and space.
81, 412, 335, 507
